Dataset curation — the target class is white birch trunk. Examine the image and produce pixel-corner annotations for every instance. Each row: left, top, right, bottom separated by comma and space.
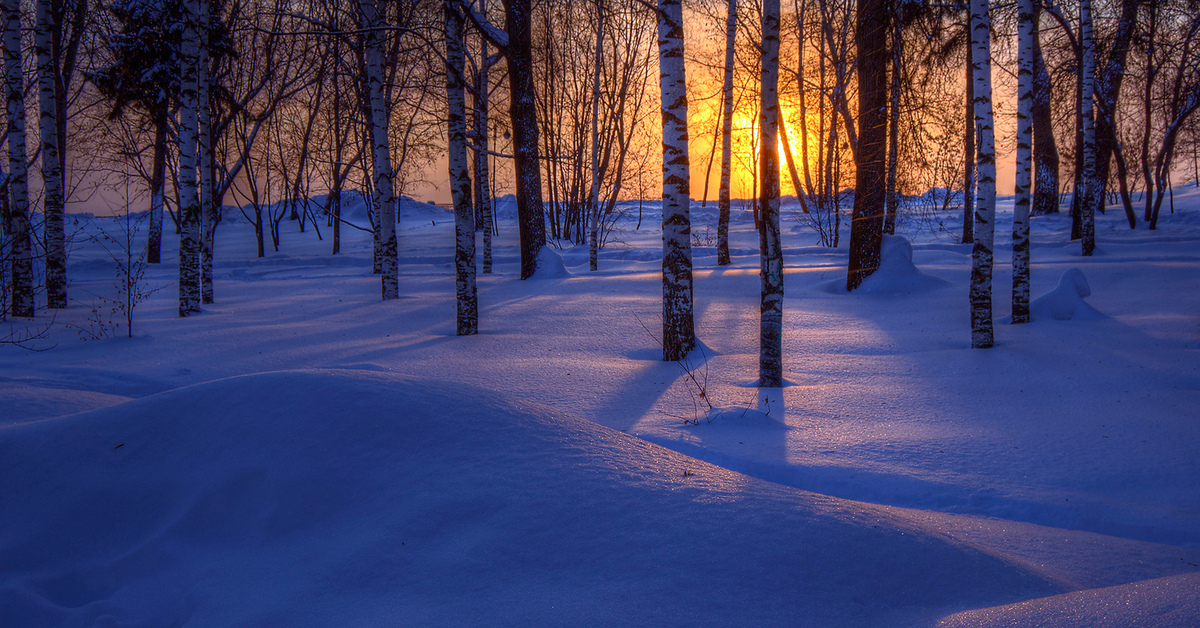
759, 0, 783, 386
36, 0, 65, 308
587, 0, 605, 272
1013, 0, 1034, 323
658, 0, 694, 361
199, 0, 214, 304
717, 0, 736, 266
362, 0, 398, 299
970, 0, 996, 348
3, 0, 31, 318
177, 0, 201, 316
445, 0, 477, 335
1080, 0, 1097, 256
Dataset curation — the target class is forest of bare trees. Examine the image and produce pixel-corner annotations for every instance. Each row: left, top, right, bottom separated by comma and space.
2, 0, 1199, 355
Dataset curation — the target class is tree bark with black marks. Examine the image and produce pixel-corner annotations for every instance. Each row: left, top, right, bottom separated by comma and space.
445, 0, 477, 335
969, 0, 996, 348
759, 0, 783, 387
361, 0, 398, 299
1079, 0, 1096, 256
36, 0, 66, 309
1013, 0, 1033, 323
199, 0, 215, 304
177, 0, 201, 316
3, 0, 31, 318
658, 0, 694, 362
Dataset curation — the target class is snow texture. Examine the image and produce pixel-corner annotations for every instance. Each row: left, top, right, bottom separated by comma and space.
529, 245, 571, 278
2, 185, 1199, 626
1029, 268, 1105, 320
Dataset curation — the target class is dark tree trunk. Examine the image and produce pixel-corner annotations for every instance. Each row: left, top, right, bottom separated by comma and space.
501, 0, 546, 279
147, 106, 168, 264
847, 0, 888, 291
884, 16, 902, 236
1031, 30, 1059, 215
1070, 78, 1084, 240
716, 0, 736, 266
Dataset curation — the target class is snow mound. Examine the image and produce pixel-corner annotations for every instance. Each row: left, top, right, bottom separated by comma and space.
529, 246, 572, 278
937, 573, 1200, 628
0, 370, 1063, 627
823, 235, 950, 295
1030, 268, 1105, 320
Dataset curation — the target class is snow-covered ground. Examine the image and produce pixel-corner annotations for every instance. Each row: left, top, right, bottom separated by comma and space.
2, 189, 1198, 626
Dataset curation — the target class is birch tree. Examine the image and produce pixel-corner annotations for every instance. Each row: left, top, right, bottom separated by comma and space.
759, 0, 782, 386
1079, 0, 1096, 256
3, 0, 31, 318
1012, 0, 1033, 323
716, 0, 736, 266
587, 0, 604, 272
658, 0, 694, 361
445, 0, 477, 335
471, 33, 496, 274
969, 0, 995, 348
846, 0, 888, 290
177, 0, 202, 316
361, 0, 398, 299
36, 0, 66, 308
199, 0, 216, 303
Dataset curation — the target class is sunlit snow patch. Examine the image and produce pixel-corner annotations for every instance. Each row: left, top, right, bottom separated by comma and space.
937, 572, 1200, 628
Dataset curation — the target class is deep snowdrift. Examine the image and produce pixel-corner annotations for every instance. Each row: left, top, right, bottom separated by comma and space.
4, 369, 1185, 627
3, 188, 1200, 625
938, 572, 1200, 628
